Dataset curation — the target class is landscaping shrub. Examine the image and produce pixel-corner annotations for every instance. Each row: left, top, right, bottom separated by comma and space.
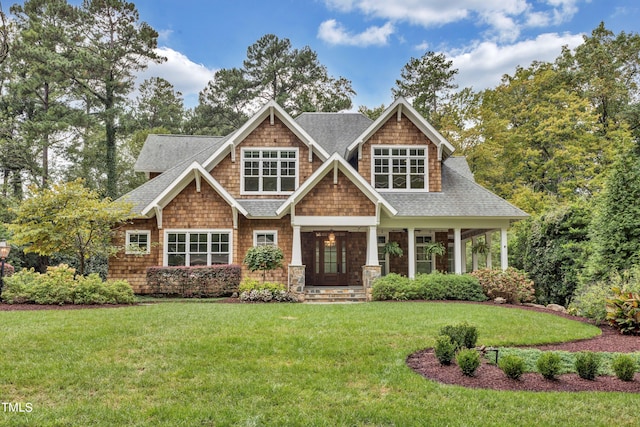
371, 273, 411, 300
372, 273, 487, 302
536, 352, 562, 380
470, 268, 535, 303
574, 351, 601, 380
571, 268, 640, 323
439, 322, 478, 351
499, 354, 526, 380
611, 354, 637, 381
146, 265, 241, 297
238, 279, 298, 303
1, 265, 135, 304
605, 287, 640, 335
1, 262, 14, 277
434, 335, 456, 365
456, 348, 481, 376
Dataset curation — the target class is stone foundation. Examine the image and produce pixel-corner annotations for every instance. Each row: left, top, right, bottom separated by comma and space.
288, 265, 306, 301
362, 265, 381, 302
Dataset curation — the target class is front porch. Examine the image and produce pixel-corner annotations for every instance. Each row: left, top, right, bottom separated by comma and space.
287, 223, 511, 301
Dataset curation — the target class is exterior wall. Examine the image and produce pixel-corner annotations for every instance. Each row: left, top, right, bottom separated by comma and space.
108, 217, 160, 293
236, 215, 292, 284
358, 113, 442, 192
388, 231, 408, 276
346, 232, 366, 286
211, 117, 323, 199
435, 231, 449, 272
296, 170, 376, 216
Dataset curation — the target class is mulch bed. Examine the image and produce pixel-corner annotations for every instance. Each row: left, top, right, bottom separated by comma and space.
407, 303, 640, 393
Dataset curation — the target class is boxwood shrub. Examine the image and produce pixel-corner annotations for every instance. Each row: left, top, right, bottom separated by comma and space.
2, 265, 135, 305
372, 272, 487, 302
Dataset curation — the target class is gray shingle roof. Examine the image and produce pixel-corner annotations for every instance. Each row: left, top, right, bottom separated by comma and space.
295, 112, 372, 155
237, 199, 285, 218
120, 135, 232, 213
134, 134, 224, 173
381, 158, 528, 218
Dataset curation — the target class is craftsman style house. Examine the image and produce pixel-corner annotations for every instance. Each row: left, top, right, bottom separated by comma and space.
108, 98, 527, 299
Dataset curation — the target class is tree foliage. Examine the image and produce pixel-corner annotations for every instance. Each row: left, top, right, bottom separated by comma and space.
8, 179, 133, 275
189, 33, 355, 129
243, 245, 284, 282
586, 145, 640, 281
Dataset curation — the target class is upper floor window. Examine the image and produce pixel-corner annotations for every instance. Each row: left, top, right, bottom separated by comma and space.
241, 148, 298, 194
372, 146, 427, 191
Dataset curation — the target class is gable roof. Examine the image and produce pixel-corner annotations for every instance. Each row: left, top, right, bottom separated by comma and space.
276, 153, 397, 217
346, 97, 456, 160
202, 101, 331, 170
134, 134, 224, 173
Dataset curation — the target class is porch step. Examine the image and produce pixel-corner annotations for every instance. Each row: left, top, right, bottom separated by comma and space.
303, 287, 367, 303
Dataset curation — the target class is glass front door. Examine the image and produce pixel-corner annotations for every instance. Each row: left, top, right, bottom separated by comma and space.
314, 232, 348, 285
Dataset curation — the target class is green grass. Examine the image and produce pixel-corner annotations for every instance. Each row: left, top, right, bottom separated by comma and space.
0, 302, 636, 426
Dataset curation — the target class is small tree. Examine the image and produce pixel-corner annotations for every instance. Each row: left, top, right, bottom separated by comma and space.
8, 179, 133, 275
243, 245, 284, 282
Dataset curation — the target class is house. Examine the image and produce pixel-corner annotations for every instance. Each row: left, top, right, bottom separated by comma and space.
108, 98, 528, 300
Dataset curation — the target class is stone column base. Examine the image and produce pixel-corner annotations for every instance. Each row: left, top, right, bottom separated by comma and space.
362, 265, 381, 302
288, 265, 306, 301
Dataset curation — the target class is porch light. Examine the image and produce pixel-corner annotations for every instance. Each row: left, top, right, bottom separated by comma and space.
328, 232, 335, 243
0, 240, 10, 295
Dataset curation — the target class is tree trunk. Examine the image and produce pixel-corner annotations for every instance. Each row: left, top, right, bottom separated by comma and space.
105, 75, 117, 199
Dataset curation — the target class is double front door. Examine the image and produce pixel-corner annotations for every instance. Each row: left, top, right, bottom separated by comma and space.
314, 232, 348, 286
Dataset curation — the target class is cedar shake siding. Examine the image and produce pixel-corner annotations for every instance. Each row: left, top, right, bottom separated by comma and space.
211, 117, 323, 199
109, 218, 160, 293
236, 215, 292, 283
296, 170, 376, 217
358, 113, 442, 192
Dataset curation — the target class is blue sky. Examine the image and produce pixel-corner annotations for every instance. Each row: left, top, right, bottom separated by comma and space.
73, 1, 640, 109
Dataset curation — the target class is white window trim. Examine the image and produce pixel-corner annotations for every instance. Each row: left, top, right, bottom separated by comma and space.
377, 231, 389, 276
415, 232, 436, 274
253, 230, 278, 247
240, 147, 299, 195
126, 230, 151, 255
371, 144, 429, 192
163, 229, 233, 266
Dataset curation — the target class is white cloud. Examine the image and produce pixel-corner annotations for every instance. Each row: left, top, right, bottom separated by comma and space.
448, 32, 584, 91
323, 0, 585, 44
318, 19, 395, 46
136, 47, 216, 107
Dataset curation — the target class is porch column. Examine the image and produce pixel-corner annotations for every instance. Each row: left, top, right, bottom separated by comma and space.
408, 227, 415, 279
366, 226, 379, 266
500, 227, 508, 270
291, 225, 302, 265
485, 232, 493, 269
454, 228, 462, 274
461, 240, 467, 273
471, 237, 478, 272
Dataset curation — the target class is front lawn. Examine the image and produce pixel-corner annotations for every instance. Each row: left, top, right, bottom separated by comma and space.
0, 302, 635, 426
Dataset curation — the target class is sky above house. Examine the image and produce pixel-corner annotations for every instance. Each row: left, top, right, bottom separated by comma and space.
62, 0, 640, 110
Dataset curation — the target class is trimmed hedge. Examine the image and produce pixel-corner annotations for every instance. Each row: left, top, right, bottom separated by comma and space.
372, 272, 487, 302
2, 265, 135, 305
146, 265, 241, 297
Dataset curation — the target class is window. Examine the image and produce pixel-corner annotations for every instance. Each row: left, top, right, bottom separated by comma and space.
242, 148, 298, 194
165, 230, 231, 266
254, 230, 277, 247
373, 146, 427, 190
126, 231, 150, 254
377, 234, 388, 276
415, 235, 434, 274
